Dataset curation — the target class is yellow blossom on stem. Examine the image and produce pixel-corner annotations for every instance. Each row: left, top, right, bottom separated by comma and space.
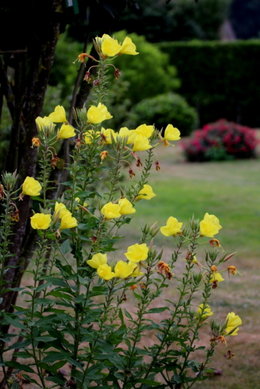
119, 36, 139, 55
163, 124, 181, 143
118, 198, 136, 215
132, 134, 152, 152
97, 264, 115, 280
197, 304, 214, 320
87, 103, 113, 124
200, 212, 222, 237
114, 261, 137, 279
48, 105, 67, 123
101, 202, 121, 219
60, 210, 78, 230
136, 184, 156, 200
30, 213, 52, 230
99, 34, 122, 57
118, 127, 131, 140
57, 124, 76, 139
35, 116, 55, 133
101, 128, 117, 144
87, 253, 107, 269
22, 176, 42, 197
54, 202, 68, 219
160, 216, 183, 237
135, 124, 154, 138
224, 312, 242, 336
124, 243, 149, 263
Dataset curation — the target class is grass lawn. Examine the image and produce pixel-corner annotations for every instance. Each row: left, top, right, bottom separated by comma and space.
124, 144, 260, 389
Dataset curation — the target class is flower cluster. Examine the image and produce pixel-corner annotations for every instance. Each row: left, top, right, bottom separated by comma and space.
87, 243, 148, 280
0, 33, 242, 389
183, 119, 257, 161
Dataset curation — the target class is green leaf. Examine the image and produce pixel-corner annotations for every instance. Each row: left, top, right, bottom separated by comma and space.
35, 336, 57, 342
147, 307, 169, 314
59, 239, 71, 254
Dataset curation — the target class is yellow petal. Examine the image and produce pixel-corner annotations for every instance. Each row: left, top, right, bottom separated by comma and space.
48, 105, 67, 123
119, 37, 139, 55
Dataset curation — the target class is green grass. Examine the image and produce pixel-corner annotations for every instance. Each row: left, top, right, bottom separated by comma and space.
124, 146, 260, 389
132, 155, 260, 258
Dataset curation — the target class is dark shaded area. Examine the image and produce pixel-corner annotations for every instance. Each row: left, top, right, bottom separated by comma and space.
230, 0, 260, 39
159, 40, 260, 127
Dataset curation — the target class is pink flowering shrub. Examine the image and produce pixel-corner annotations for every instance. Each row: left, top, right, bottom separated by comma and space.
183, 119, 258, 162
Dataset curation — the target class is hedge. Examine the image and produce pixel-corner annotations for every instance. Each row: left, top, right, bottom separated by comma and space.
159, 40, 260, 128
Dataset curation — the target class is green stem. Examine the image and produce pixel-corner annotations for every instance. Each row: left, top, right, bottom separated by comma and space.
29, 239, 48, 388
80, 278, 116, 388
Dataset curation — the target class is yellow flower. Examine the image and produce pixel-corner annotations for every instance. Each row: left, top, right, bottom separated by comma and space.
97, 264, 115, 280
99, 34, 122, 57
87, 103, 113, 124
200, 213, 222, 237
135, 124, 154, 138
22, 176, 42, 197
118, 127, 131, 139
224, 312, 242, 336
210, 272, 224, 283
160, 216, 183, 237
54, 202, 68, 219
48, 105, 67, 123
57, 124, 76, 139
101, 128, 117, 144
132, 134, 152, 152
101, 202, 121, 219
124, 243, 149, 263
30, 213, 52, 230
87, 253, 107, 269
60, 210, 78, 229
163, 124, 181, 141
35, 116, 55, 133
118, 198, 136, 215
119, 36, 139, 56
136, 184, 156, 200
197, 304, 213, 319
114, 260, 137, 279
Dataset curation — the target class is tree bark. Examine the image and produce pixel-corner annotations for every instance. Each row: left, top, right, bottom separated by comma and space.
0, 0, 63, 321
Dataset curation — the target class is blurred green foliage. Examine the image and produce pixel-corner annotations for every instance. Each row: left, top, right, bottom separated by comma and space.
113, 31, 180, 103
159, 39, 260, 127
126, 92, 198, 136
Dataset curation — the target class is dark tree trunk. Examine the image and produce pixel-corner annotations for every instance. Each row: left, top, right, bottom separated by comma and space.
0, 0, 63, 321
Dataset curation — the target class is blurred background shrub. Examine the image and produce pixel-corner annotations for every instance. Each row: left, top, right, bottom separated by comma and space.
183, 119, 257, 161
125, 92, 198, 136
113, 31, 180, 103
159, 40, 260, 128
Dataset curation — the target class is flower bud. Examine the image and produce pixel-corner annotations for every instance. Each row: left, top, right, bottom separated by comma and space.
32, 137, 41, 148
114, 68, 120, 79
155, 161, 160, 171
100, 150, 108, 161
84, 71, 92, 82
93, 79, 100, 87
2, 171, 18, 191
